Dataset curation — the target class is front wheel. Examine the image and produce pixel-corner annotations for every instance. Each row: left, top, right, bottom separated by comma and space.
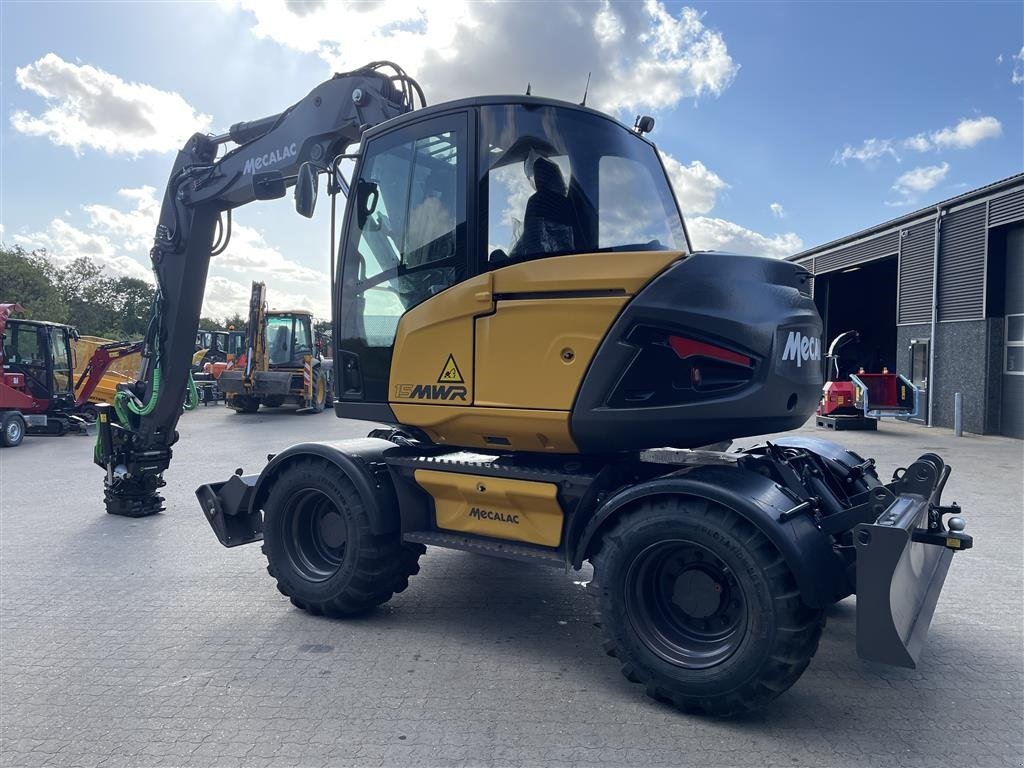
230, 395, 260, 414
1, 412, 26, 447
591, 498, 824, 716
262, 458, 423, 616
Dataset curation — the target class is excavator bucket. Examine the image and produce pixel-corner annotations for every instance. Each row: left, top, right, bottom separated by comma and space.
853, 455, 972, 668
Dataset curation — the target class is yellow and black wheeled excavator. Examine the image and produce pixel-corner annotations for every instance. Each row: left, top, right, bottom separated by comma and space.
94, 62, 973, 715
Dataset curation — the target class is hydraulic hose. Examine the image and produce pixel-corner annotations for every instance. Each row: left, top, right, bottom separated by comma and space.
183, 373, 200, 411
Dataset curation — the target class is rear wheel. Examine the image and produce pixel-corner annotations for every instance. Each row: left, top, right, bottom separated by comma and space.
591, 497, 824, 716
310, 369, 327, 414
262, 458, 423, 616
1, 412, 26, 447
230, 395, 260, 414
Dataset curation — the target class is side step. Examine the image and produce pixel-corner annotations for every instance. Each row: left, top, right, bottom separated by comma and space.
403, 530, 564, 568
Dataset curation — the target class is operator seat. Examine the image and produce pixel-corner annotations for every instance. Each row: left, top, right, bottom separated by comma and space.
270, 326, 291, 365
511, 157, 578, 259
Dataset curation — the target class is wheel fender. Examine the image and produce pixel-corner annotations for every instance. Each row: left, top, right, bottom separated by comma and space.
250, 438, 401, 535
574, 464, 848, 608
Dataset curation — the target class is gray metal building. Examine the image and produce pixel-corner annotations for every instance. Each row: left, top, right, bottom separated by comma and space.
789, 173, 1024, 438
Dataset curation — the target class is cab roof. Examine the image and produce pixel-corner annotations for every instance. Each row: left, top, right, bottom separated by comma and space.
364, 94, 657, 150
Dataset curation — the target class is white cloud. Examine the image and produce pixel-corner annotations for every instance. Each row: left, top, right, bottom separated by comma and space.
14, 218, 154, 282
902, 134, 932, 152
913, 116, 1002, 151
888, 162, 950, 206
203, 275, 327, 320
1013, 47, 1024, 85
836, 115, 1002, 165
12, 186, 328, 317
832, 138, 899, 165
769, 202, 785, 218
659, 153, 729, 215
686, 216, 802, 259
10, 53, 211, 156
232, 0, 738, 114
215, 223, 324, 282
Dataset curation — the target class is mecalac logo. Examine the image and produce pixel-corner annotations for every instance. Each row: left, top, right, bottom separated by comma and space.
781, 331, 821, 368
469, 507, 520, 525
243, 142, 297, 175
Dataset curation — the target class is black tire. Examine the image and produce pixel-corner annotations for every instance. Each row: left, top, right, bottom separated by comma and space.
591, 497, 824, 716
324, 372, 335, 409
78, 404, 99, 423
230, 395, 260, 414
262, 458, 424, 616
310, 369, 327, 414
1, 412, 26, 447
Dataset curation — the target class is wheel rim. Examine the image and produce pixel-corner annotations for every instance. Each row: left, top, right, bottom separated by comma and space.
624, 539, 747, 669
6, 420, 22, 443
282, 488, 349, 582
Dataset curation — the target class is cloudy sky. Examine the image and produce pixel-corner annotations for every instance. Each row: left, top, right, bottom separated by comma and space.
2, 1, 1021, 318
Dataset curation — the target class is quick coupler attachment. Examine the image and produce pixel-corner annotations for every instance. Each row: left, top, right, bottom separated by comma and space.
196, 471, 262, 547
854, 454, 972, 668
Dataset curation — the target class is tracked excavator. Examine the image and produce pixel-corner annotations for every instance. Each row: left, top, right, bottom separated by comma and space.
93, 62, 972, 715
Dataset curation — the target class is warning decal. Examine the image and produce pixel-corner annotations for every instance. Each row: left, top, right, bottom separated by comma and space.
437, 354, 464, 384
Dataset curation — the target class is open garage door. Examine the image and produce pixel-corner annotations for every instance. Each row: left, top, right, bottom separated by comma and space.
814, 256, 898, 380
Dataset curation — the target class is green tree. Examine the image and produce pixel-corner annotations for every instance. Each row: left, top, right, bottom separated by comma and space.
0, 245, 68, 322
222, 312, 247, 332
197, 317, 222, 331
107, 276, 154, 339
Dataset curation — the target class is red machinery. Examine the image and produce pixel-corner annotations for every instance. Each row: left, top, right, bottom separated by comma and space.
1, 303, 141, 447
817, 330, 918, 431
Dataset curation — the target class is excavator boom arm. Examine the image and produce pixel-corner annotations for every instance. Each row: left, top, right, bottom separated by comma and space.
95, 62, 422, 517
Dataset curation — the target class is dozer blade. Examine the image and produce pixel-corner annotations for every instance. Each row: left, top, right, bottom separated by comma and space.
853, 456, 972, 668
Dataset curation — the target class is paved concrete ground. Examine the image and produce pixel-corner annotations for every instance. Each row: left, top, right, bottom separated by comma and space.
1, 404, 1021, 768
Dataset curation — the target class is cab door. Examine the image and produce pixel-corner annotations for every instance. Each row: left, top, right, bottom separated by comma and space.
336, 111, 470, 418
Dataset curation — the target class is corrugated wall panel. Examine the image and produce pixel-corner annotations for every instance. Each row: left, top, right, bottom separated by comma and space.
897, 220, 934, 324
989, 188, 1024, 228
815, 231, 899, 273
938, 203, 986, 322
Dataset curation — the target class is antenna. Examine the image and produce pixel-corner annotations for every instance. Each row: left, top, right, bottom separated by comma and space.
580, 72, 591, 106
526, 82, 532, 96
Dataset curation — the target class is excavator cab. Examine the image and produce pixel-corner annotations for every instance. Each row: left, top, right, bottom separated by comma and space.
332, 97, 819, 452
266, 311, 314, 368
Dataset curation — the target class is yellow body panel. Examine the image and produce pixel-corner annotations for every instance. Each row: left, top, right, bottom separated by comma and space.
414, 469, 563, 546
392, 403, 574, 452
387, 251, 684, 450
490, 251, 682, 296
474, 297, 627, 410
389, 273, 493, 405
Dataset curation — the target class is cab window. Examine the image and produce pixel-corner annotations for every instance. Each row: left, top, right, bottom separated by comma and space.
480, 104, 686, 266
341, 122, 465, 349
337, 113, 467, 403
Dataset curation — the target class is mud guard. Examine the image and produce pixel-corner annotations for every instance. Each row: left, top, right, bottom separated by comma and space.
854, 454, 972, 667
196, 438, 405, 548
574, 464, 851, 609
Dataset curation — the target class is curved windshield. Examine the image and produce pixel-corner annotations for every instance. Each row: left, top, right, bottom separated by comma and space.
480, 104, 686, 266
266, 315, 312, 366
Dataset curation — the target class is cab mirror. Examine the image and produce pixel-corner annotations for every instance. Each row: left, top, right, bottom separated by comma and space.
294, 163, 318, 218
356, 180, 379, 228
